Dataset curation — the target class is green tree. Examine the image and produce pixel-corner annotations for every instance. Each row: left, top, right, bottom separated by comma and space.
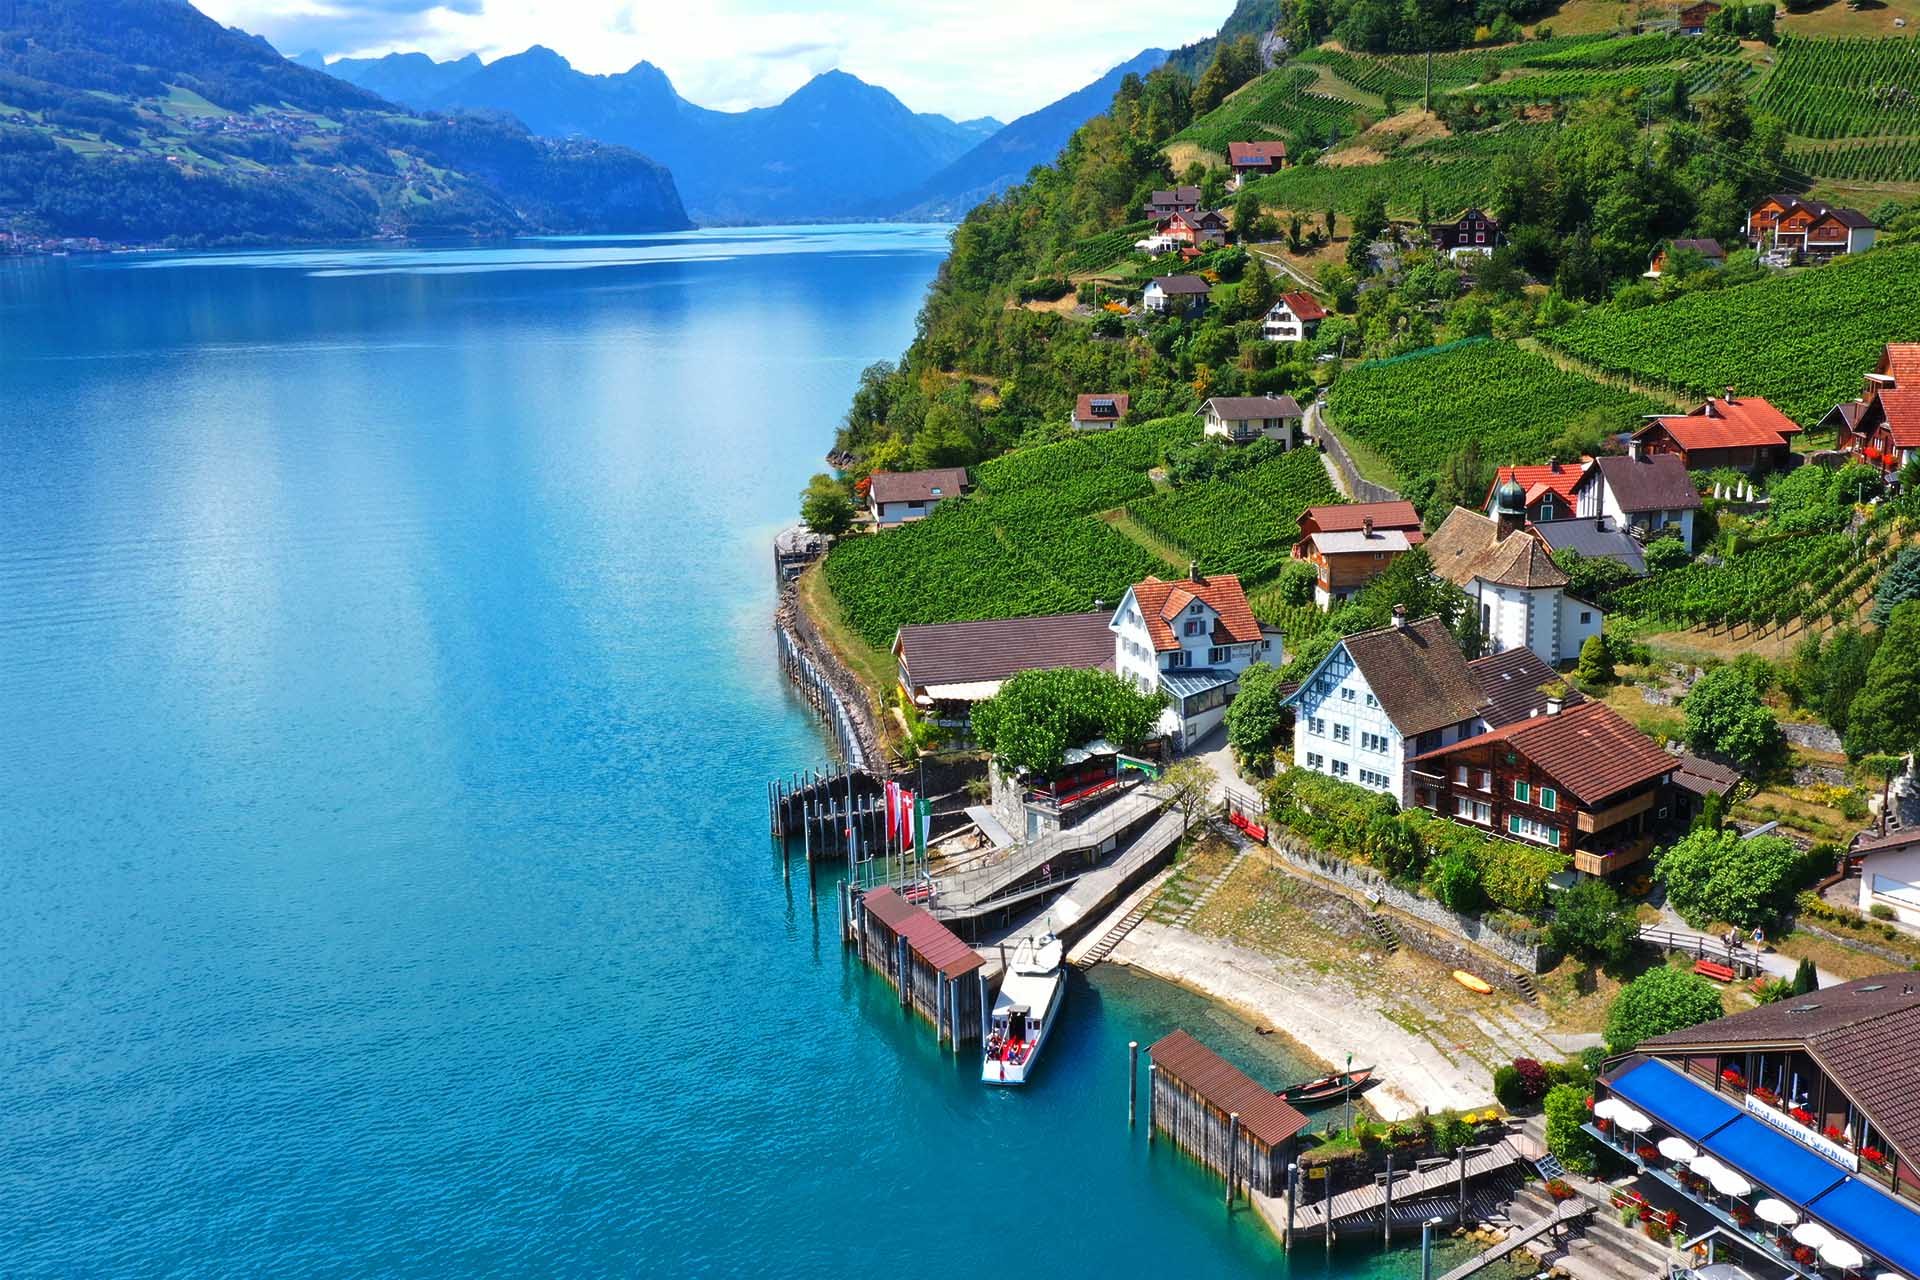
1543, 1084, 1598, 1174
1643, 538, 1691, 574
1162, 756, 1218, 832
1791, 957, 1818, 996
1684, 664, 1784, 771
1324, 205, 1336, 239
1656, 828, 1807, 929
1428, 846, 1483, 912
1846, 602, 1920, 759
799, 473, 854, 535
1605, 966, 1725, 1053
1870, 547, 1920, 627
1225, 662, 1293, 771
1550, 877, 1638, 972
1233, 185, 1261, 241
971, 668, 1168, 773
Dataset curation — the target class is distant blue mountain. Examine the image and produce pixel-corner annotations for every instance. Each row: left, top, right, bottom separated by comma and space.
323, 48, 1000, 223
887, 48, 1171, 218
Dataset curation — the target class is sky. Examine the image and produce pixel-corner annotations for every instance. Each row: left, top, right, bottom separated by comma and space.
196, 1, 1222, 121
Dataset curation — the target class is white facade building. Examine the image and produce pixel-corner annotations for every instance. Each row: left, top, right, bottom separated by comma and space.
1573, 451, 1702, 553
1201, 395, 1303, 447
1425, 489, 1602, 666
1109, 572, 1273, 749
1261, 292, 1328, 343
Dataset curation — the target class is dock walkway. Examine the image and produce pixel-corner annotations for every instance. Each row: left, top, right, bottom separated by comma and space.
928, 788, 1169, 919
1435, 1202, 1592, 1280
1283, 1143, 1524, 1236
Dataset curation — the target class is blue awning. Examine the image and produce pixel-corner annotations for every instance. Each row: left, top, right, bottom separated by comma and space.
1809, 1178, 1920, 1278
1706, 1116, 1850, 1206
1607, 1059, 1743, 1142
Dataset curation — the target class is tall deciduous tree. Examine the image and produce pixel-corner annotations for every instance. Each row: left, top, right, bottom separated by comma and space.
1684, 664, 1784, 771
1605, 966, 1725, 1052
971, 668, 1167, 774
1225, 662, 1292, 770
799, 473, 854, 535
1656, 828, 1806, 928
1847, 601, 1920, 758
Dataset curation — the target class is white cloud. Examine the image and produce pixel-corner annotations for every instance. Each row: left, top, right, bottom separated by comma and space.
195, 0, 1218, 119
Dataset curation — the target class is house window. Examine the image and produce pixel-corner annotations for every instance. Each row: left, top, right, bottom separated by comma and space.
1340, 687, 1356, 702
1455, 765, 1469, 785
1580, 611, 1593, 624
1365, 693, 1378, 708
1539, 498, 1557, 521
1475, 232, 1485, 244
1539, 787, 1557, 813
1360, 768, 1391, 789
1189, 603, 1204, 614
1331, 760, 1350, 778
1362, 732, 1389, 754
1185, 619, 1203, 637
1456, 798, 1491, 824
1209, 646, 1230, 664
1514, 780, 1531, 804
1307, 752, 1325, 770
1168, 651, 1192, 669
1478, 770, 1493, 792
1508, 814, 1561, 847
1332, 724, 1351, 744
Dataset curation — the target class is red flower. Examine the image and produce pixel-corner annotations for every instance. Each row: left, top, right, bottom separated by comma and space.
1791, 1107, 1814, 1126
1863, 1146, 1887, 1165
1639, 1204, 1653, 1222
1824, 1125, 1848, 1143
1546, 1178, 1576, 1201
1721, 1068, 1745, 1086
1793, 1246, 1816, 1265
1597, 1118, 1612, 1132
1753, 1086, 1778, 1105
1664, 1210, 1680, 1231
1636, 1145, 1659, 1162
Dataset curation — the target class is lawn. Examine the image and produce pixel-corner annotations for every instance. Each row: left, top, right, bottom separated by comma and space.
796, 561, 898, 724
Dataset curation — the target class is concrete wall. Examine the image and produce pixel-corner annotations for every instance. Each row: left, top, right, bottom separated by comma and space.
1861, 847, 1920, 926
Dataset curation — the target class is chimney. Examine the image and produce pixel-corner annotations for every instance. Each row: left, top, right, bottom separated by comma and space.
1628, 438, 1644, 461
1188, 560, 1201, 583
1392, 604, 1408, 630
1546, 694, 1563, 716
1363, 515, 1375, 538
1725, 385, 1738, 402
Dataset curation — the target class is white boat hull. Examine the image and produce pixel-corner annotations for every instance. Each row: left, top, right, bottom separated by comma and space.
982, 968, 1064, 1086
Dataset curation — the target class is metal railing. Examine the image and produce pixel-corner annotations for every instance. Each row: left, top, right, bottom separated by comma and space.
931, 787, 1171, 913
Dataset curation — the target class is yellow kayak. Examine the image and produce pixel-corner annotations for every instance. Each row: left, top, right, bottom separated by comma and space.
1452, 970, 1493, 994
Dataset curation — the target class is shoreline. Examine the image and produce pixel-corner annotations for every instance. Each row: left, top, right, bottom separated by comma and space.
1110, 919, 1497, 1121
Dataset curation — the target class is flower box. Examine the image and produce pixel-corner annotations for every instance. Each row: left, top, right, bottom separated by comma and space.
1546, 1178, 1576, 1201
1791, 1107, 1815, 1126
1752, 1086, 1779, 1106
1863, 1146, 1887, 1166
1636, 1145, 1659, 1162
1823, 1125, 1850, 1146
1793, 1246, 1816, 1265
1721, 1068, 1745, 1087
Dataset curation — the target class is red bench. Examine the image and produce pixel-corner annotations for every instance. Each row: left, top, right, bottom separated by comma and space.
1693, 959, 1737, 983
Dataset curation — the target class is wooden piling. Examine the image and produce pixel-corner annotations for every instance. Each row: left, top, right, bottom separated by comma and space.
1128, 1041, 1139, 1127
1384, 1153, 1395, 1245
1227, 1113, 1240, 1209
1147, 1063, 1156, 1143
1456, 1147, 1467, 1225
1285, 1162, 1297, 1250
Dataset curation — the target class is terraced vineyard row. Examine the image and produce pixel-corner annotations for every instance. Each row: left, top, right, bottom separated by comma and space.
1121, 449, 1340, 585
1787, 138, 1920, 183
1240, 125, 1553, 217
1538, 244, 1920, 425
1459, 57, 1751, 102
1173, 67, 1376, 153
1062, 223, 1154, 273
1753, 36, 1920, 141
1295, 33, 1742, 104
1324, 338, 1663, 484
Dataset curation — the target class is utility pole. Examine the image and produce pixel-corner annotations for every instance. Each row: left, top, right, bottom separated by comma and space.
1425, 50, 1433, 116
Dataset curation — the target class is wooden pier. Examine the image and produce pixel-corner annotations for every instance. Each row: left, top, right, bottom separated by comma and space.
1148, 1030, 1310, 1198
1434, 1201, 1591, 1280
848, 886, 987, 1048
1280, 1142, 1526, 1242
766, 765, 887, 857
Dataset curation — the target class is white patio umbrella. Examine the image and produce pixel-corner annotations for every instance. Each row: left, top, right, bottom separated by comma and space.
1872, 1272, 1909, 1280
1593, 1097, 1626, 1121
1709, 1165, 1753, 1197
1691, 1154, 1729, 1179
1618, 1107, 1655, 1133
1658, 1136, 1699, 1162
1793, 1222, 1838, 1249
1754, 1198, 1800, 1227
1820, 1240, 1867, 1271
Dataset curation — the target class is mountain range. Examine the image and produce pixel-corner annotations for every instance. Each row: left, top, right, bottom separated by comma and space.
0, 0, 690, 245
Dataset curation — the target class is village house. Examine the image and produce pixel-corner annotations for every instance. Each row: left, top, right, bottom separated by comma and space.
1644, 237, 1727, 278
1529, 517, 1648, 576
1279, 609, 1491, 803
1851, 827, 1920, 928
1226, 140, 1289, 188
1426, 486, 1602, 665
1485, 460, 1589, 525
1677, 0, 1721, 34
1292, 500, 1425, 608
1109, 569, 1273, 749
1069, 393, 1130, 432
1593, 976, 1920, 1280
893, 611, 1116, 732
1412, 699, 1677, 877
1830, 343, 1920, 473
1261, 291, 1328, 343
1633, 390, 1802, 473
1429, 206, 1500, 255
1200, 394, 1302, 446
1746, 195, 1877, 261
1157, 208, 1229, 248
1468, 645, 1583, 728
866, 467, 969, 527
1142, 186, 1203, 220
1572, 450, 1703, 551
1142, 274, 1211, 315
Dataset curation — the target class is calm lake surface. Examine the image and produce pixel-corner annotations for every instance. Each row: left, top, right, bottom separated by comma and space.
0, 227, 1468, 1276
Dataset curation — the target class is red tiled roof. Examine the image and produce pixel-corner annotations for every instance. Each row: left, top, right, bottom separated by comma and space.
1228, 140, 1288, 166
1074, 393, 1130, 422
1149, 1029, 1310, 1148
1128, 573, 1261, 652
1486, 461, 1587, 508
868, 467, 970, 505
1298, 501, 1422, 536
1878, 343, 1920, 388
1638, 396, 1801, 452
1413, 700, 1672, 807
860, 888, 984, 978
1875, 388, 1920, 449
1277, 290, 1327, 322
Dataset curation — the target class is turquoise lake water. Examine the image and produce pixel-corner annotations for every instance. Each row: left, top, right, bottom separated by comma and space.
0, 227, 1473, 1276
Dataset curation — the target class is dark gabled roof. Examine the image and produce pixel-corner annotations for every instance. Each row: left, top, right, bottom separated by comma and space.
1146, 185, 1202, 205
1413, 700, 1672, 807
1671, 750, 1741, 799
1149, 274, 1212, 295
1149, 1029, 1310, 1147
1338, 615, 1489, 737
1204, 394, 1303, 418
868, 467, 969, 505
1668, 238, 1726, 258
1468, 647, 1584, 728
895, 611, 1115, 689
1586, 453, 1703, 513
1638, 973, 1920, 1169
1852, 826, 1920, 857
1529, 516, 1648, 575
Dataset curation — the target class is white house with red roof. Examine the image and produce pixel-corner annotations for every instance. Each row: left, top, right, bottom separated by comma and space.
1261, 292, 1328, 343
867, 467, 970, 527
1632, 390, 1801, 473
1483, 460, 1589, 525
1069, 393, 1130, 432
1109, 570, 1274, 748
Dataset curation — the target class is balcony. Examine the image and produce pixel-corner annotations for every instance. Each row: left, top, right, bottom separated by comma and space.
1578, 788, 1656, 834
1574, 837, 1653, 877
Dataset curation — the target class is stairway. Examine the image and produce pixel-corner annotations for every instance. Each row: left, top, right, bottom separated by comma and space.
1076, 903, 1148, 970
1366, 912, 1401, 955
1514, 972, 1541, 1006
1504, 1182, 1673, 1280
1169, 845, 1251, 930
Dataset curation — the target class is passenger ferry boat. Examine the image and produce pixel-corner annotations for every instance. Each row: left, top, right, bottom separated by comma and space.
982, 933, 1065, 1086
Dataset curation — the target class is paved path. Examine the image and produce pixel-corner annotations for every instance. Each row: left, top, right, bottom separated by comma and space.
1644, 907, 1845, 986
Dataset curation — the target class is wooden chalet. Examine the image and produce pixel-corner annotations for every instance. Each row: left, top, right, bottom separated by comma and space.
1830, 344, 1920, 473
1292, 501, 1424, 608
1142, 186, 1203, 220
1410, 698, 1678, 878
1677, 1, 1721, 34
1633, 390, 1801, 473
1158, 208, 1228, 248
1747, 195, 1877, 261
1429, 206, 1500, 253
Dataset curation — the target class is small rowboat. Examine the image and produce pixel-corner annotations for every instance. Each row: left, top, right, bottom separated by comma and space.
1276, 1067, 1376, 1105
1453, 970, 1493, 994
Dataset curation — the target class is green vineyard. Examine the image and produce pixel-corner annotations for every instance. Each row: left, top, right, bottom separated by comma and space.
1753, 36, 1920, 141
1239, 125, 1552, 217
1788, 139, 1920, 183
1122, 448, 1340, 585
1538, 244, 1920, 426
1172, 67, 1375, 153
1324, 338, 1663, 484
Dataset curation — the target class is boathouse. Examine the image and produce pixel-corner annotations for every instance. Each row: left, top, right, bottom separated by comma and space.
854, 887, 987, 1047
1149, 1029, 1309, 1196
